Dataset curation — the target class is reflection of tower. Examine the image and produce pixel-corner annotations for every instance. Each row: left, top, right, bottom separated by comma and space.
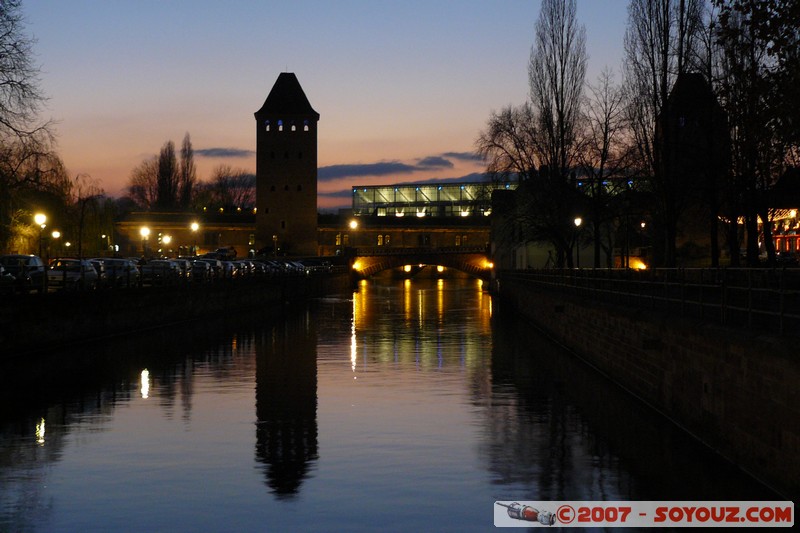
254, 72, 320, 256
255, 313, 318, 499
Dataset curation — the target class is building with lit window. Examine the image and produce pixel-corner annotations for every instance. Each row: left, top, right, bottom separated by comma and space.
317, 182, 517, 257
351, 182, 515, 219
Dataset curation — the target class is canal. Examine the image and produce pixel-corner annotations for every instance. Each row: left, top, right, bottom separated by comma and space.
0, 276, 778, 532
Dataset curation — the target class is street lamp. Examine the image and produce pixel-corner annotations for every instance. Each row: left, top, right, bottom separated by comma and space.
190, 222, 199, 255
101, 233, 111, 254
574, 217, 583, 269
33, 213, 47, 257
162, 235, 172, 256
140, 226, 150, 257
51, 230, 61, 258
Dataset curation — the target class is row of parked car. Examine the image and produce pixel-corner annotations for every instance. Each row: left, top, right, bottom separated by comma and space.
0, 254, 334, 293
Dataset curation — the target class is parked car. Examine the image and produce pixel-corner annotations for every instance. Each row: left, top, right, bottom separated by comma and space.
0, 265, 16, 294
0, 254, 47, 293
88, 259, 109, 287
190, 260, 212, 282
194, 257, 223, 279
140, 259, 181, 285
47, 258, 100, 291
220, 260, 238, 278
100, 258, 141, 288
172, 258, 193, 280
233, 260, 255, 277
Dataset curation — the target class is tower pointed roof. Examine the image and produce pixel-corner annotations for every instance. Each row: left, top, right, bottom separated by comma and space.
255, 72, 319, 119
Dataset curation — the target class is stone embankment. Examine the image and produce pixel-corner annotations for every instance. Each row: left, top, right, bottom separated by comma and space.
497, 273, 799, 500
1, 273, 351, 357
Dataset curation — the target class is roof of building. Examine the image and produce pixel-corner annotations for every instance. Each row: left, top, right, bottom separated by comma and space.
660, 72, 726, 121
254, 72, 319, 119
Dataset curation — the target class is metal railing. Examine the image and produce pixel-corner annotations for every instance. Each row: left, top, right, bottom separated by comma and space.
500, 268, 800, 337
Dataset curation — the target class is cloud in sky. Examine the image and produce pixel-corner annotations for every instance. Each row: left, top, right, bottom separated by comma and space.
443, 151, 485, 162
316, 150, 491, 209
196, 147, 255, 158
416, 156, 454, 169
318, 153, 465, 182
318, 161, 417, 181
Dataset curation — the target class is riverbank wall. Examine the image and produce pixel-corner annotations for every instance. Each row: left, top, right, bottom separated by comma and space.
497, 273, 799, 499
1, 273, 352, 357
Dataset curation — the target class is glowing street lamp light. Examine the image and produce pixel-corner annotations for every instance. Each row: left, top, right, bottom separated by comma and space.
51, 230, 61, 258
190, 222, 199, 255
348, 219, 358, 230
140, 226, 150, 256
574, 217, 583, 269
33, 213, 47, 263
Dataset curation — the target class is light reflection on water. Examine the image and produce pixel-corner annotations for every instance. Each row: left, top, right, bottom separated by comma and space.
0, 277, 777, 532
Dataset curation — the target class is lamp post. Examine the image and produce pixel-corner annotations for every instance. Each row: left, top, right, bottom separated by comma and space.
574, 217, 583, 269
140, 226, 150, 257
51, 230, 61, 258
162, 235, 172, 257
33, 213, 47, 257
347, 219, 358, 252
101, 233, 111, 255
190, 222, 199, 255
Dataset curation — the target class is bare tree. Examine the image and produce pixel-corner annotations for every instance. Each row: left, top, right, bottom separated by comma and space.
529, 0, 588, 266
0, 0, 48, 140
475, 103, 540, 184
713, 0, 798, 266
70, 173, 104, 258
178, 132, 196, 208
127, 156, 159, 209
477, 0, 588, 268
579, 68, 629, 267
623, 0, 706, 266
207, 165, 256, 209
0, 0, 63, 252
529, 0, 587, 179
156, 140, 178, 209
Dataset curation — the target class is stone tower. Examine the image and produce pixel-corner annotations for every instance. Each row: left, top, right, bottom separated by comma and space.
255, 73, 320, 256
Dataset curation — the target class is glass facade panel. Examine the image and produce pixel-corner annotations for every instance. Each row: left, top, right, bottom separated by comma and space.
351, 182, 516, 218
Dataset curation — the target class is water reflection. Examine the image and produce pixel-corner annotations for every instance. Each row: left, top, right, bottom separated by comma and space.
254, 311, 318, 499
0, 278, 778, 532
0, 321, 261, 532
486, 309, 779, 501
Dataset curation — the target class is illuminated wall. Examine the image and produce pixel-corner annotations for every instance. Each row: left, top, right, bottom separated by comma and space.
352, 182, 516, 218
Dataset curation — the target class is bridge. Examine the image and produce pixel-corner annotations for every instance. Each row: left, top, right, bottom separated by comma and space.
349, 245, 493, 279
317, 181, 513, 279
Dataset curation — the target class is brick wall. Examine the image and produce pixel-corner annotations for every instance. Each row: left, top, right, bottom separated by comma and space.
498, 276, 799, 499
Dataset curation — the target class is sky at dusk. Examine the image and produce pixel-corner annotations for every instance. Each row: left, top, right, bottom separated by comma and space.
25, 1, 629, 210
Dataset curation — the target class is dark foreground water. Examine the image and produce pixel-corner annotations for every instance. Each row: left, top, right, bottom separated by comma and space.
0, 277, 777, 532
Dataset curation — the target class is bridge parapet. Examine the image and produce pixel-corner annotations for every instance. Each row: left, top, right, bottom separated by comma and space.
351, 246, 493, 280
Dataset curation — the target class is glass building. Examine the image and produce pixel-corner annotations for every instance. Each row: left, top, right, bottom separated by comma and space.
351, 182, 517, 218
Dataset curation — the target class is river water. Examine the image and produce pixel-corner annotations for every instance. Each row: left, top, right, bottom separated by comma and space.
0, 276, 777, 532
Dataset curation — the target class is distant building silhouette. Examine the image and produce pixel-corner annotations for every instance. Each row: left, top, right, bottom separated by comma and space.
255, 73, 320, 256
654, 72, 730, 266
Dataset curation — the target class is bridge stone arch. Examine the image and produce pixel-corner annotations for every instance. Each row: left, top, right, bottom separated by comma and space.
351, 246, 492, 280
